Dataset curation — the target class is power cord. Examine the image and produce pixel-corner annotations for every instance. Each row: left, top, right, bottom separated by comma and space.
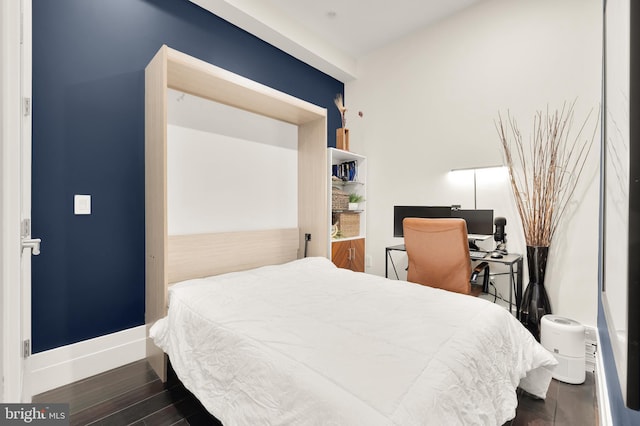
304, 233, 311, 257
487, 281, 516, 311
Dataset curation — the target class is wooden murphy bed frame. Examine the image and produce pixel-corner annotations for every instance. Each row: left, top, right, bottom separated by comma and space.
145, 45, 328, 381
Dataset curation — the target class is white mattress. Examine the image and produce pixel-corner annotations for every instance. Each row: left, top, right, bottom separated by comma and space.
150, 257, 557, 425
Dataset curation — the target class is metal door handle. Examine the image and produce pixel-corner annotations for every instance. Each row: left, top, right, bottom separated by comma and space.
22, 238, 41, 255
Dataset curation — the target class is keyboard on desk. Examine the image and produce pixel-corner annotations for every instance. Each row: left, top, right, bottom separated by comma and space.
469, 250, 487, 260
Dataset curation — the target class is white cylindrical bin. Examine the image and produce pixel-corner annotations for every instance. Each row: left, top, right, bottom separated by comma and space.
541, 315, 585, 384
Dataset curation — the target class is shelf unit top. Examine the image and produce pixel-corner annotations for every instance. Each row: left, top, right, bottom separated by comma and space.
329, 147, 366, 163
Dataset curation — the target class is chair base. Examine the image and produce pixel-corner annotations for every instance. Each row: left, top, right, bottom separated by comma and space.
470, 284, 484, 297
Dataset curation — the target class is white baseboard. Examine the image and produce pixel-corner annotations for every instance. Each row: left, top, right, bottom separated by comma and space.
595, 329, 613, 426
29, 325, 147, 397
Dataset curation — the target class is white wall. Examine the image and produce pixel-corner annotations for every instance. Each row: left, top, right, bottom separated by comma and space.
167, 89, 298, 235
346, 0, 602, 326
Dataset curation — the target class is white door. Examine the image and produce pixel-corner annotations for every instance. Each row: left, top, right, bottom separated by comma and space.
1, 0, 35, 402
19, 0, 35, 402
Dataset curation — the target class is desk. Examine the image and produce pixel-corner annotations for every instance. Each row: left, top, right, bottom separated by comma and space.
385, 244, 523, 319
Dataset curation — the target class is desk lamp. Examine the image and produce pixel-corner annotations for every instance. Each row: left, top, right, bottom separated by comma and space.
449, 165, 505, 209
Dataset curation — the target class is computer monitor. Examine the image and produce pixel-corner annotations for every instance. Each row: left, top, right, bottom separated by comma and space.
393, 206, 494, 239
451, 209, 494, 238
393, 206, 453, 237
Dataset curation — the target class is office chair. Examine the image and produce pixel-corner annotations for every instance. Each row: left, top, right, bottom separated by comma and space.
403, 218, 490, 296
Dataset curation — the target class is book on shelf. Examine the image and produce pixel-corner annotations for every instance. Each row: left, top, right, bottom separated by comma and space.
332, 160, 358, 182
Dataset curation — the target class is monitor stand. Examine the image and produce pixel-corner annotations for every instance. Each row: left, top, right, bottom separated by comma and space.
467, 234, 491, 251
468, 239, 480, 251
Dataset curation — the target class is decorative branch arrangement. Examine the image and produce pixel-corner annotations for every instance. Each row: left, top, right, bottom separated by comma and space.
496, 100, 599, 247
334, 94, 347, 128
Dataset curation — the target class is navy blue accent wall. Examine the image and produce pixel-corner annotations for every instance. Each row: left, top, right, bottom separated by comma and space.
32, 0, 344, 353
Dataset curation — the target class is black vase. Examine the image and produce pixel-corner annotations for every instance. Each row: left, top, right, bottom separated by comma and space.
520, 246, 552, 341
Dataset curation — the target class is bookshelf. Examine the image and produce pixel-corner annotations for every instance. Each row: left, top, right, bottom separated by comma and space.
328, 148, 366, 271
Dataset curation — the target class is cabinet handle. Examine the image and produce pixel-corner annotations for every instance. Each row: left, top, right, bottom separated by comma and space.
348, 247, 353, 260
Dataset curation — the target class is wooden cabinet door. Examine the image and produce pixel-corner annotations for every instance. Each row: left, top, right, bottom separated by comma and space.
331, 240, 352, 269
332, 238, 365, 272
350, 238, 365, 272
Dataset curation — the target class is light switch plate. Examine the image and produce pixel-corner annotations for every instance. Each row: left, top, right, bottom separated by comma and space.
74, 194, 91, 215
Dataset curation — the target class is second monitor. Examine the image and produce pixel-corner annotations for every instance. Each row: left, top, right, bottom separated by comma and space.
451, 209, 494, 239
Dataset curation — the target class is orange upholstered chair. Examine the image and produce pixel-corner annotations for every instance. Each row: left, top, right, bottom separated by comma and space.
403, 218, 489, 296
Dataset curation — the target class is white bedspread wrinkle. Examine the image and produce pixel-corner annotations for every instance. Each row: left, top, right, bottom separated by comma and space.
150, 256, 557, 425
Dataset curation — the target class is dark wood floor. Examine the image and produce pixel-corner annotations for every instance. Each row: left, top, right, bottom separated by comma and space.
34, 359, 598, 425
508, 373, 598, 426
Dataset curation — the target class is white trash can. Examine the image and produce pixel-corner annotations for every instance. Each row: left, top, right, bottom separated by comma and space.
540, 314, 585, 384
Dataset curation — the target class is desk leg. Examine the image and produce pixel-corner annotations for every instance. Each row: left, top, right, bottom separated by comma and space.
385, 248, 389, 278
385, 248, 401, 280
508, 264, 514, 316
516, 258, 523, 320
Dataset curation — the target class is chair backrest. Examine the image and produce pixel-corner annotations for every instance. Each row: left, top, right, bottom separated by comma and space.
403, 218, 472, 294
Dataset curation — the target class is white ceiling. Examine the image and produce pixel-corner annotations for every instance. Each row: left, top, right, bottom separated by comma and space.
189, 0, 485, 81
266, 0, 485, 57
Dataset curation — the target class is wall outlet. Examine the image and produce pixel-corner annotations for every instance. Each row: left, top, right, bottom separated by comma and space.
365, 254, 372, 268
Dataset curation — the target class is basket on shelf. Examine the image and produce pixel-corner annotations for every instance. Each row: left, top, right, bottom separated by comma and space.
337, 212, 360, 237
332, 187, 349, 211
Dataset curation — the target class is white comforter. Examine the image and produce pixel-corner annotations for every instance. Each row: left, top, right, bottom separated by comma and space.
150, 257, 557, 426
